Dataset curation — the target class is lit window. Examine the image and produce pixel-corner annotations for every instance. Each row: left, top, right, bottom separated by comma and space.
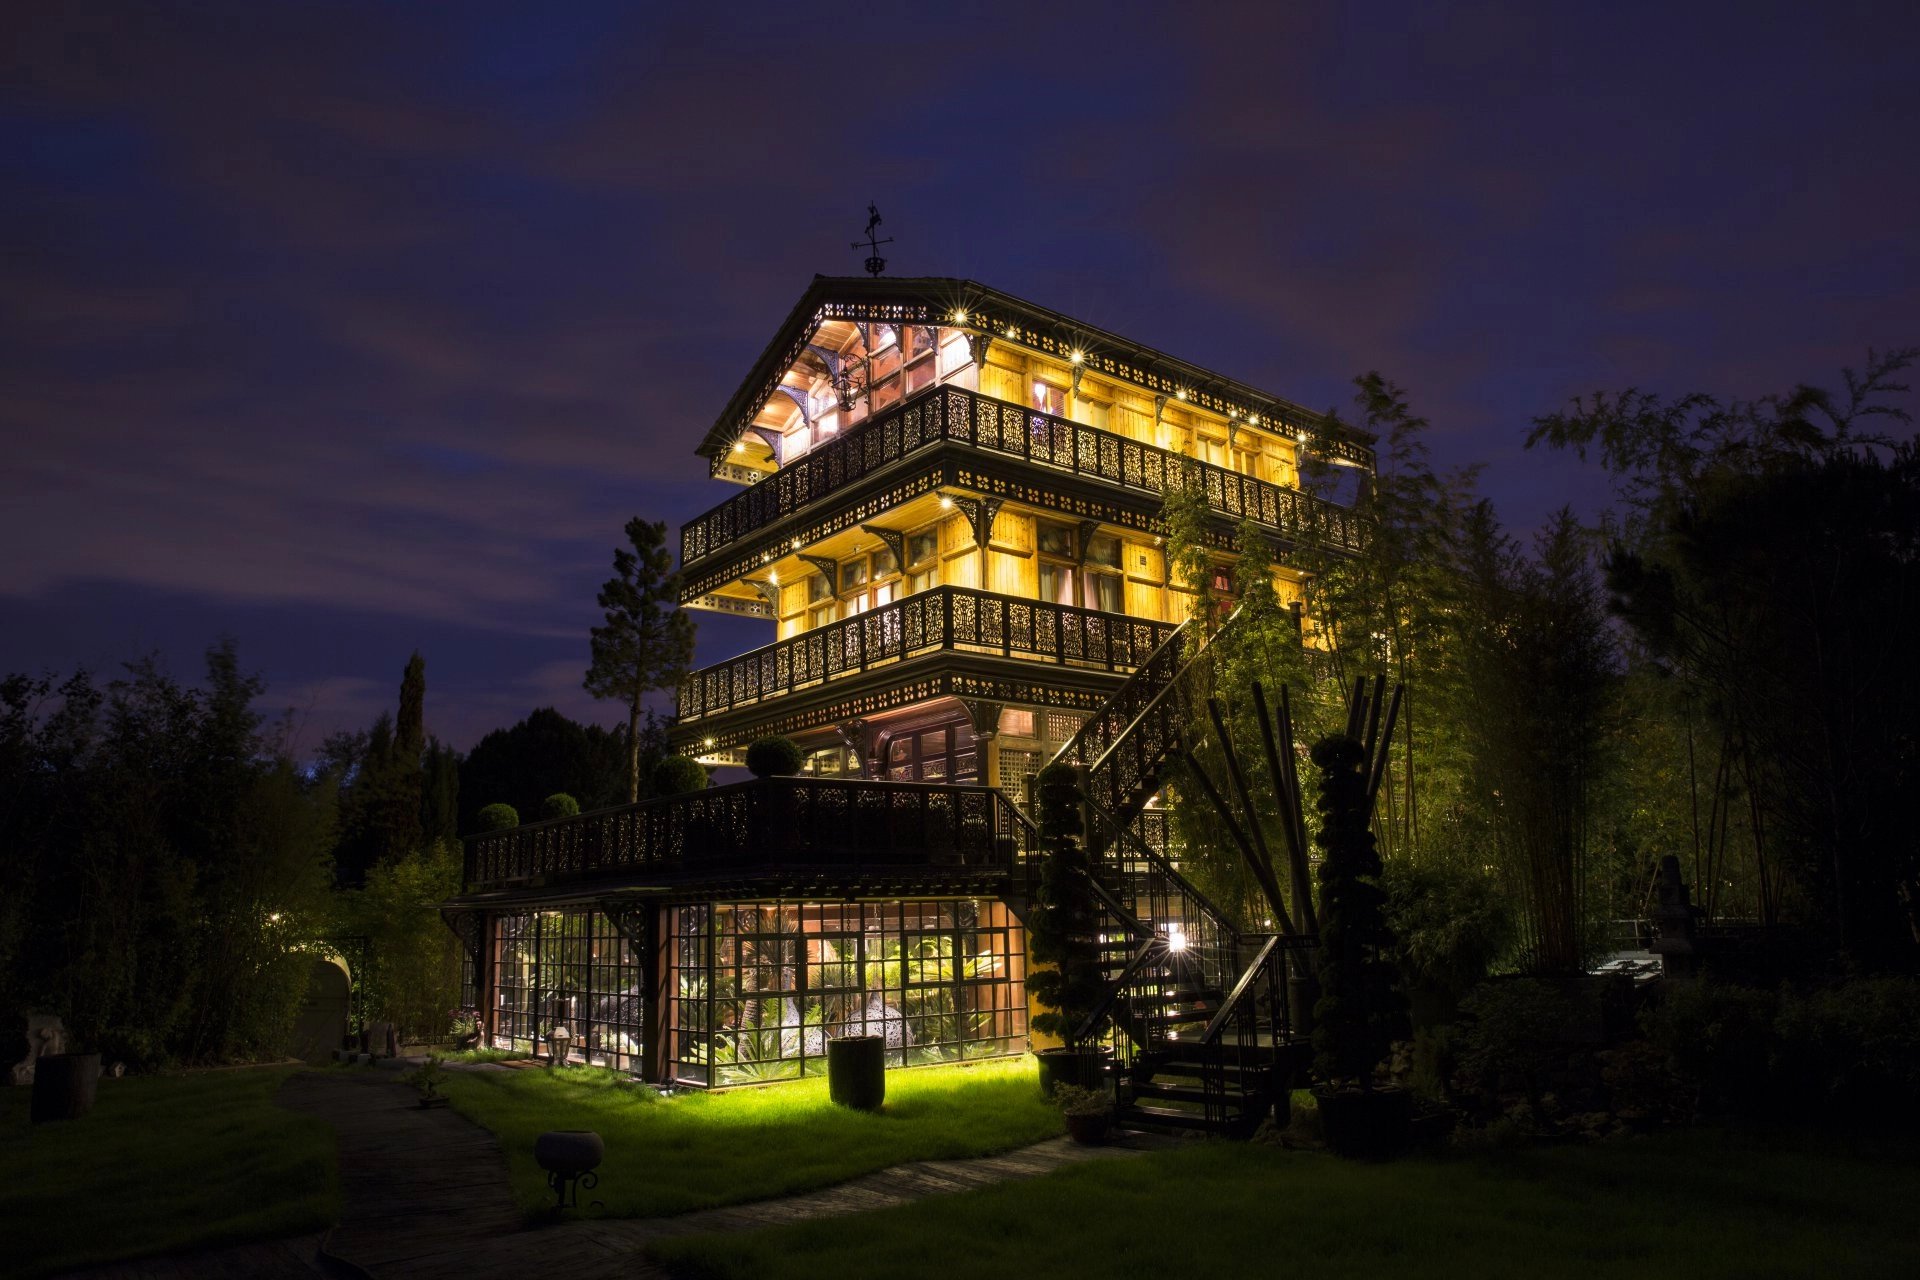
1032, 381, 1066, 416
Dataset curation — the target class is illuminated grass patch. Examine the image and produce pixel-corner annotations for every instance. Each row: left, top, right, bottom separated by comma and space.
441, 1055, 1061, 1217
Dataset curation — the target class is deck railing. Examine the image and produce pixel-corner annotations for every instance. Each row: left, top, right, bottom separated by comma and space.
679, 383, 1367, 571
677, 586, 1177, 722
463, 777, 1034, 892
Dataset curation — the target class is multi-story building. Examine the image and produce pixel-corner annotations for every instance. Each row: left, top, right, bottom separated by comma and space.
449, 276, 1371, 1131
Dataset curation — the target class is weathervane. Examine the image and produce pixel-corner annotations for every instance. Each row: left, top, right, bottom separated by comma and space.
852, 203, 892, 277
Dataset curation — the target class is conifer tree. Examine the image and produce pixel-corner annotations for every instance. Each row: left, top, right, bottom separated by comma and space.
585, 518, 696, 803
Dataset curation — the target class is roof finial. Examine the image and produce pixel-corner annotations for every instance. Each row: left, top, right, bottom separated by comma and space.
851, 203, 893, 277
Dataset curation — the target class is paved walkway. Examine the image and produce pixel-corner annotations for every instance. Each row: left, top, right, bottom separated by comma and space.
68, 1067, 1165, 1278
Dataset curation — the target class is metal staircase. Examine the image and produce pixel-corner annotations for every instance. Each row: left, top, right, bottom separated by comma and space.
1046, 609, 1315, 1137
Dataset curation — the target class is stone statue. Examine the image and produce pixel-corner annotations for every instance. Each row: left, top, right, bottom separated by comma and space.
10, 1014, 68, 1087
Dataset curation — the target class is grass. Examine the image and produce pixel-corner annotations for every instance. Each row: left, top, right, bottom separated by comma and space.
655, 1127, 1920, 1280
437, 1046, 531, 1064
0, 1065, 338, 1278
440, 1056, 1062, 1217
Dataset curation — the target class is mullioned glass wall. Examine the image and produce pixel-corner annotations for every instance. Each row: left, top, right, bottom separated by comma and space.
487, 897, 1026, 1086
670, 898, 1026, 1087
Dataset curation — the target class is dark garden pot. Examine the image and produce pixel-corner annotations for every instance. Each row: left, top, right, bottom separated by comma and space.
1065, 1110, 1113, 1146
827, 1035, 886, 1111
1035, 1047, 1109, 1097
1313, 1085, 1412, 1159
534, 1129, 605, 1177
31, 1053, 101, 1124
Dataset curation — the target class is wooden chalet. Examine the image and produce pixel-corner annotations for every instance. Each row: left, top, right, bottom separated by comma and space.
447, 277, 1370, 1132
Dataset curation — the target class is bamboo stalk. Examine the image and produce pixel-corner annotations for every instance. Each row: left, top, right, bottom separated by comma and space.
1253, 682, 1317, 935
1178, 745, 1296, 935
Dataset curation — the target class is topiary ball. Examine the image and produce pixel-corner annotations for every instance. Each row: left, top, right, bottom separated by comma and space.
542, 792, 580, 820
651, 753, 711, 796
477, 803, 520, 831
743, 736, 804, 778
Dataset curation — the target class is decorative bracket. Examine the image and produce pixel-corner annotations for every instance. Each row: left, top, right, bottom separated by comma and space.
1075, 519, 1101, 567
965, 330, 993, 369
1071, 364, 1084, 396
774, 385, 813, 428
948, 494, 1004, 548
1153, 393, 1167, 427
860, 524, 906, 568
835, 718, 872, 777
798, 553, 840, 583
746, 578, 781, 609
959, 698, 1004, 740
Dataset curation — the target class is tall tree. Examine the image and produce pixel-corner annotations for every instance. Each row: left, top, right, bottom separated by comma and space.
585, 518, 696, 803
1528, 348, 1920, 968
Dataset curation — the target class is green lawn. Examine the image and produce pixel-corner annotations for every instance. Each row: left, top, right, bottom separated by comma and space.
655, 1127, 1920, 1280
0, 1066, 338, 1278
441, 1056, 1063, 1217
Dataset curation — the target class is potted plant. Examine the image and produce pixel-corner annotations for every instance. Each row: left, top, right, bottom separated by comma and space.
408, 1053, 452, 1108
450, 1007, 482, 1052
1308, 733, 1412, 1158
1052, 1083, 1116, 1145
1028, 763, 1111, 1096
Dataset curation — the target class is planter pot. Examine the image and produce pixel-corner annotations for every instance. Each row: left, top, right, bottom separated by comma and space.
31, 1053, 101, 1124
1035, 1048, 1108, 1098
1313, 1085, 1412, 1160
534, 1129, 605, 1177
827, 1035, 886, 1111
1065, 1110, 1113, 1145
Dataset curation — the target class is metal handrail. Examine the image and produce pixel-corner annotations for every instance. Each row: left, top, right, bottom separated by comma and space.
1202, 934, 1283, 1044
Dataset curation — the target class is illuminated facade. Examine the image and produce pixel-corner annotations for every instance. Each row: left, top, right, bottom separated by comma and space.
449, 278, 1368, 1116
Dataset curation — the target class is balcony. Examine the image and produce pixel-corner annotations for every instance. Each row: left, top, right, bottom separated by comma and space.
679, 384, 1366, 593
676, 585, 1178, 724
462, 776, 1033, 894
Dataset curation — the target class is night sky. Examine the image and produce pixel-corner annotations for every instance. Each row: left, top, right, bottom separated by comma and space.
4, 2, 1915, 754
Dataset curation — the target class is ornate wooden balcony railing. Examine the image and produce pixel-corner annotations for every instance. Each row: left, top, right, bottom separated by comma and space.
463, 777, 1034, 893
679, 383, 1367, 572
676, 586, 1177, 723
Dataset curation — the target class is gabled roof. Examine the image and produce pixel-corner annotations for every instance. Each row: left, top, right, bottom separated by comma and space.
695, 276, 1374, 464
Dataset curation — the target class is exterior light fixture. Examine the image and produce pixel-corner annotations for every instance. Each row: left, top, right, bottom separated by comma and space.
1069, 349, 1084, 365
703, 737, 716, 749
939, 495, 953, 509
733, 440, 745, 453
791, 537, 801, 549
768, 570, 778, 584
1175, 389, 1189, 402
1166, 923, 1189, 954
951, 309, 968, 324
1005, 325, 1017, 337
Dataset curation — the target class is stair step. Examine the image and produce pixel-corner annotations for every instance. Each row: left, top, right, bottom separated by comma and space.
1119, 1103, 1249, 1132
1128, 988, 1223, 1006
1132, 1081, 1255, 1105
1144, 1005, 1218, 1026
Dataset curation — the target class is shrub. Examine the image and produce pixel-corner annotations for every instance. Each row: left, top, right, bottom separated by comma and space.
1027, 763, 1103, 1050
651, 754, 710, 796
1381, 860, 1514, 1001
1310, 734, 1408, 1087
1455, 977, 1590, 1104
743, 736, 804, 778
1775, 977, 1920, 1126
477, 803, 519, 831
1639, 980, 1778, 1118
541, 792, 580, 820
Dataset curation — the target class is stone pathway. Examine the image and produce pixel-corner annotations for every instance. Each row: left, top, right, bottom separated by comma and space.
66, 1067, 1168, 1279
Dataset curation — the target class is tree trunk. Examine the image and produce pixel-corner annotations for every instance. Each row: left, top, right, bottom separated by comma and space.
627, 698, 641, 804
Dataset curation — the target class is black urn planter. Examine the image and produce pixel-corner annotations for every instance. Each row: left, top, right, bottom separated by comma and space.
31, 1053, 102, 1124
1035, 1047, 1109, 1098
827, 1035, 886, 1111
534, 1129, 605, 1211
1313, 1085, 1412, 1159
1064, 1110, 1113, 1146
